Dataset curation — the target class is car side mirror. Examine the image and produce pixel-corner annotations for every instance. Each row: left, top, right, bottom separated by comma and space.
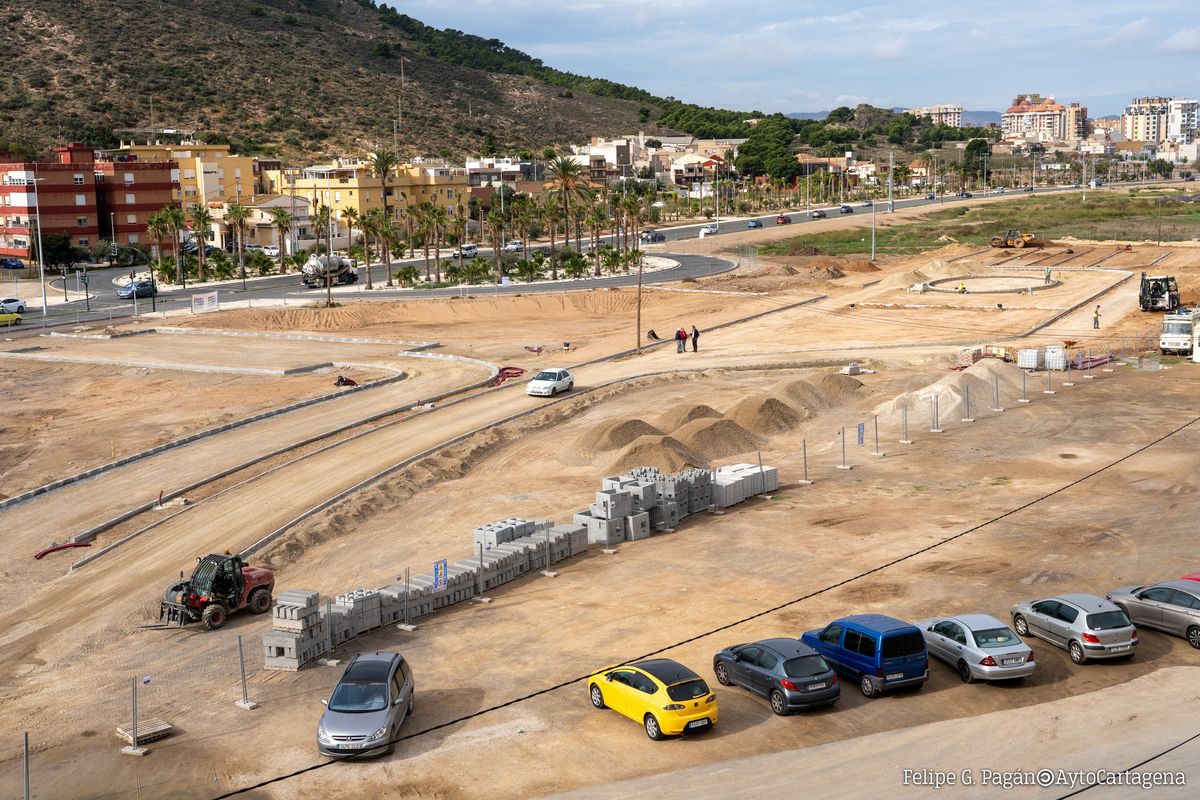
731, 653, 741, 662
394, 696, 404, 705
604, 674, 613, 682
320, 698, 328, 706
926, 626, 934, 632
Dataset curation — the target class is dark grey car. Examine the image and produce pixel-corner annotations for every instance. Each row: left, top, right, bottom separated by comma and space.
1011, 593, 1136, 664
713, 637, 839, 715
1107, 580, 1200, 649
317, 651, 414, 757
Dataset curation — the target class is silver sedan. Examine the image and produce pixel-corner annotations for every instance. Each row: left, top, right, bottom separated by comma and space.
1107, 580, 1200, 649
915, 614, 1034, 682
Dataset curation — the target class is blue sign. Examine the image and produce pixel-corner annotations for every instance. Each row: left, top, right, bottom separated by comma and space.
857, 423, 865, 445
433, 559, 448, 590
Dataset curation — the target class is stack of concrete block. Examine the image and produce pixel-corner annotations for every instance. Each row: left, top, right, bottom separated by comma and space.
592, 489, 633, 520
625, 511, 651, 541
467, 547, 525, 592
627, 480, 658, 512
473, 518, 539, 549
513, 534, 549, 570
555, 523, 588, 556
442, 563, 479, 604
263, 590, 326, 671
583, 515, 624, 546
336, 589, 383, 632
713, 463, 779, 508
380, 582, 432, 624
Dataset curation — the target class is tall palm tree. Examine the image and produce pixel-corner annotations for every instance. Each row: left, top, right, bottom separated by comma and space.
225, 201, 251, 286
370, 148, 399, 230
360, 208, 377, 290
586, 201, 607, 277
546, 155, 591, 254
312, 204, 334, 307
162, 205, 186, 285
267, 207, 294, 273
382, 218, 400, 287
486, 207, 505, 282
540, 195, 561, 280
343, 207, 360, 263
189, 204, 214, 281
430, 204, 449, 283
146, 210, 170, 279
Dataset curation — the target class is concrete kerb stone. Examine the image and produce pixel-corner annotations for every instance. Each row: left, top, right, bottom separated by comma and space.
150, 327, 438, 350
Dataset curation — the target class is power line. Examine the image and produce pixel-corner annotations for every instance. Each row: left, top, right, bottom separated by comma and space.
212, 411, 1200, 799
1054, 729, 1200, 799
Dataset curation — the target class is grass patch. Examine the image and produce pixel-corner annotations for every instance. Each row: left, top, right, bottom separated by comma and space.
759, 191, 1200, 256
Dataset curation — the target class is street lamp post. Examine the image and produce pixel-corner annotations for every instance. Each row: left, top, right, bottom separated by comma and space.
30, 172, 48, 318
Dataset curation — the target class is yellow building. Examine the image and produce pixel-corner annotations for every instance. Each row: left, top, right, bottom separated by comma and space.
115, 141, 257, 212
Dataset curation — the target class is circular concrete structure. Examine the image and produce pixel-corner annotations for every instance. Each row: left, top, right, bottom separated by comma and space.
926, 274, 1060, 294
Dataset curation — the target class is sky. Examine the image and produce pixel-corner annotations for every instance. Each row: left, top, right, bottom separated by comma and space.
392, 0, 1200, 116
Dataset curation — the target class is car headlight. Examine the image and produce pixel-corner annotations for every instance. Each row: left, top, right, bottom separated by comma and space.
368, 725, 388, 742
317, 722, 333, 744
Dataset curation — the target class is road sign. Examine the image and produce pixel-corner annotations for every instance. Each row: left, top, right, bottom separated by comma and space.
857, 423, 865, 445
433, 559, 448, 590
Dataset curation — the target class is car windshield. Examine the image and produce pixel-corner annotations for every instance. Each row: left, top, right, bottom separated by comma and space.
881, 631, 925, 658
328, 681, 388, 713
972, 627, 1020, 649
783, 655, 829, 678
666, 679, 710, 701
1087, 611, 1131, 630
532, 371, 557, 381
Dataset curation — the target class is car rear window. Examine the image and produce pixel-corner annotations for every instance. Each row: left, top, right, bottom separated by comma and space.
972, 627, 1019, 649
783, 655, 830, 678
881, 631, 925, 658
1087, 611, 1131, 630
666, 679, 710, 702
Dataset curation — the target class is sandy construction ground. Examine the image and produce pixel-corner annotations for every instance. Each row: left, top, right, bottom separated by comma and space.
1, 229, 1199, 799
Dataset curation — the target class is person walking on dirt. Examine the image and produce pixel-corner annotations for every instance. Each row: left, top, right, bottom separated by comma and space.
1093, 305, 1101, 329
675, 327, 686, 353
690, 325, 700, 352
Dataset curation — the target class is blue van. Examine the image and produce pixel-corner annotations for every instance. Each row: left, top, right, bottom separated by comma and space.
801, 614, 928, 698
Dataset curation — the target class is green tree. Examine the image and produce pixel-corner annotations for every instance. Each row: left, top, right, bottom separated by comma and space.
188, 205, 214, 281
33, 232, 84, 268
546, 155, 592, 253
224, 202, 251, 285
370, 147, 400, 231
267, 207, 295, 273
162, 205, 186, 285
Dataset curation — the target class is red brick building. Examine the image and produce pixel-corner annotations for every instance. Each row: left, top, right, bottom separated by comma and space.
0, 143, 176, 264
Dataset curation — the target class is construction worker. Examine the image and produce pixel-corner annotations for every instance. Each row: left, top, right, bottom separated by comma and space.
1093, 305, 1101, 329
1044, 266, 1052, 284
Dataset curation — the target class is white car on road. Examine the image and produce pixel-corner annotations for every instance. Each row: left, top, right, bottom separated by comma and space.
262, 244, 280, 257
526, 368, 574, 397
1, 298, 27, 313
699, 224, 718, 236
502, 240, 525, 253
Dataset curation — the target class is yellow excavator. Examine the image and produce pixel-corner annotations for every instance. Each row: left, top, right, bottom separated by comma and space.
990, 229, 1037, 248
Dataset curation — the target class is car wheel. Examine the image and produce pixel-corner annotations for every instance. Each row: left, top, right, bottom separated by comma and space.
714, 663, 731, 686
859, 675, 876, 698
1014, 615, 1029, 636
644, 714, 665, 741
567, 382, 573, 391
1069, 641, 1086, 664
589, 684, 606, 709
1188, 626, 1200, 650
12, 317, 19, 325
769, 690, 788, 716
549, 387, 557, 397
957, 660, 974, 684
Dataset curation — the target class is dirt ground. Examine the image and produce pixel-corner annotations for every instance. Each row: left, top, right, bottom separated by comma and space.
1, 227, 1199, 799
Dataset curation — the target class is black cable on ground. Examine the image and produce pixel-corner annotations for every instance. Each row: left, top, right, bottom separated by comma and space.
1054, 729, 1200, 799
213, 413, 1200, 800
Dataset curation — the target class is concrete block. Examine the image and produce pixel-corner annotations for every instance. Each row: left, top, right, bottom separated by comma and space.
625, 512, 651, 541
595, 489, 633, 520
628, 481, 658, 511
275, 589, 320, 609
573, 510, 596, 527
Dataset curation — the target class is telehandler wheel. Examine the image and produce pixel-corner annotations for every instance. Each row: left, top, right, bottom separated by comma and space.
202, 604, 227, 630
248, 587, 272, 614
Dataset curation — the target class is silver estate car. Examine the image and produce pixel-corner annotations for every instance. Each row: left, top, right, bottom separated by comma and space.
1107, 580, 1200, 649
1011, 594, 1136, 664
317, 651, 414, 757
915, 614, 1035, 682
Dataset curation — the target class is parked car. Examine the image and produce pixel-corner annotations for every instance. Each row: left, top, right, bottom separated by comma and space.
1011, 594, 1136, 664
958, 191, 973, 198
746, 219, 763, 229
801, 614, 928, 697
262, 244, 281, 257
861, 200, 873, 207
181, 242, 222, 257
640, 229, 666, 242
117, 281, 157, 300
502, 239, 525, 253
1107, 580, 1200, 649
839, 205, 854, 214
699, 223, 718, 236
526, 368, 573, 397
0, 257, 23, 269
0, 309, 21, 327
0, 298, 26, 313
1023, 186, 1035, 192
713, 638, 838, 714
915, 614, 1034, 683
452, 244, 478, 259
316, 651, 414, 757
991, 187, 1006, 195
926, 193, 936, 200
775, 215, 792, 225
810, 209, 827, 219
587, 658, 717, 740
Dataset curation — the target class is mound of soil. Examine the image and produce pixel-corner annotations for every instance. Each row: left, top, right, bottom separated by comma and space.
840, 259, 880, 273
781, 373, 867, 412
607, 435, 704, 473
878, 269, 930, 289
809, 266, 845, 280
659, 403, 724, 432
581, 418, 664, 452
673, 417, 761, 460
726, 395, 806, 435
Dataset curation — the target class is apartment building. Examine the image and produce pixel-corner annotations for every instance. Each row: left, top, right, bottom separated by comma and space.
1121, 97, 1171, 143
115, 141, 256, 211
909, 104, 964, 128
1167, 98, 1199, 144
209, 194, 311, 253
1002, 95, 1082, 141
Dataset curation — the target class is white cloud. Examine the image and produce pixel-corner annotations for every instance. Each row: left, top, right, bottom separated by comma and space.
1100, 17, 1152, 46
871, 37, 907, 60
1162, 26, 1200, 53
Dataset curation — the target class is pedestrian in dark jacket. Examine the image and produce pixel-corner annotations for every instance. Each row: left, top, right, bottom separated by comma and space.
675, 327, 686, 353
690, 325, 700, 352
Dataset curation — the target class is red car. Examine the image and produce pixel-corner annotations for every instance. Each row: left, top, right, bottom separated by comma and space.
776, 215, 792, 225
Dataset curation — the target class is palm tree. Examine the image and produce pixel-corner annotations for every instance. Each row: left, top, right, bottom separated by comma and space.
162, 205, 186, 285
540, 195, 561, 280
189, 204, 214, 281
586, 201, 607, 277
546, 155, 591, 254
430, 204, 449, 283
486, 207, 505, 282
146, 210, 170, 279
344, 207, 360, 264
370, 148, 400, 230
359, 209, 375, 290
267, 207, 294, 274
382, 218, 400, 287
225, 202, 251, 287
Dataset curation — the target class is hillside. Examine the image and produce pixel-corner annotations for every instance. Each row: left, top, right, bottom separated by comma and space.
1, 0, 684, 159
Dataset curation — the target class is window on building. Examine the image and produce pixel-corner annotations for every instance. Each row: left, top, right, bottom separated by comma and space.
334, 191, 341, 202
78, 238, 88, 247
125, 193, 136, 204
73, 174, 85, 185
128, 234, 139, 244
75, 194, 86, 206
77, 216, 88, 226
124, 172, 135, 184
126, 213, 137, 224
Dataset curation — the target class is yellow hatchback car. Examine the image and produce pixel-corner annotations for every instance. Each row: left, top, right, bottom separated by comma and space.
587, 658, 718, 740
0, 309, 20, 327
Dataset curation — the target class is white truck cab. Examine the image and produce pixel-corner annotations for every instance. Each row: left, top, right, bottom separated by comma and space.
1161, 308, 1198, 355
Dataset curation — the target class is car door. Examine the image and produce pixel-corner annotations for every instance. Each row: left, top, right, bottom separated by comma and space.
1027, 601, 1058, 641
605, 670, 638, 721
1133, 587, 1171, 629
1165, 590, 1200, 636
1049, 603, 1078, 646
841, 630, 869, 677
814, 624, 845, 670
932, 621, 965, 663
388, 668, 406, 736
395, 659, 414, 727
730, 646, 763, 691
928, 621, 956, 662
750, 648, 780, 697
629, 671, 659, 720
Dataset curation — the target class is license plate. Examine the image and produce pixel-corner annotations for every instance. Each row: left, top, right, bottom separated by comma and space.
1002, 658, 1023, 666
1109, 645, 1130, 652
807, 682, 827, 690
338, 741, 367, 749
686, 718, 710, 730
886, 672, 903, 680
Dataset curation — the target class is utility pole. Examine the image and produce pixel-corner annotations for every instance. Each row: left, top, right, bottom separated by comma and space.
887, 151, 894, 212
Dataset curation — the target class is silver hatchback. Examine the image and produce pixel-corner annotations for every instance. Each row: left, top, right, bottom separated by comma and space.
1107, 580, 1200, 649
915, 614, 1034, 682
1011, 593, 1136, 664
317, 651, 414, 757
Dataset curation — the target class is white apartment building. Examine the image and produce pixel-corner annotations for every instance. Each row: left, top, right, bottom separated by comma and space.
1121, 97, 1170, 143
909, 104, 964, 128
1167, 98, 1199, 144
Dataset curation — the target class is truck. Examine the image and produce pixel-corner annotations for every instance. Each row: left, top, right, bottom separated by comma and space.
1139, 272, 1180, 312
1159, 308, 1199, 355
301, 254, 359, 288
